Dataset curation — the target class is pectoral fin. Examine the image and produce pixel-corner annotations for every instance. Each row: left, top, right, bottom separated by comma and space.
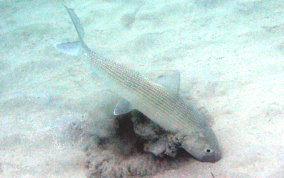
113, 98, 134, 116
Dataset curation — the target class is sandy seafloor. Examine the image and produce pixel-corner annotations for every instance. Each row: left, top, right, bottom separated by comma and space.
0, 0, 284, 177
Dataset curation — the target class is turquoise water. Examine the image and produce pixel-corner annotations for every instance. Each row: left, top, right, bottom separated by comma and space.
0, 0, 283, 177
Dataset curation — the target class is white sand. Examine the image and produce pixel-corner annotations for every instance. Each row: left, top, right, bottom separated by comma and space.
0, 0, 283, 177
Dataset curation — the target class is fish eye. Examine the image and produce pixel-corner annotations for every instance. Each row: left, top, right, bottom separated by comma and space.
205, 148, 213, 153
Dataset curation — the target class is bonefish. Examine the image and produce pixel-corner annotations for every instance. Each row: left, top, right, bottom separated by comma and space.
56, 6, 221, 162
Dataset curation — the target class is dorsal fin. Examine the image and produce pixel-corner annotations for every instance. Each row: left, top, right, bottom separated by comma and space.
155, 70, 180, 95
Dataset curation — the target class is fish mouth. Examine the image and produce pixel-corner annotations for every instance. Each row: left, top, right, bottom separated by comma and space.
200, 151, 222, 163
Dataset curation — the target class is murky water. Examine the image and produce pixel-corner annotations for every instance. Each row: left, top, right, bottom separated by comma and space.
0, 0, 283, 177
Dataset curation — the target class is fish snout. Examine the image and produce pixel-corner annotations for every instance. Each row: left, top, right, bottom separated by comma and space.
201, 150, 222, 163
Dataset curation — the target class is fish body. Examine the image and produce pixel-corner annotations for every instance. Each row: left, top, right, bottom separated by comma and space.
56, 6, 221, 162
84, 51, 201, 134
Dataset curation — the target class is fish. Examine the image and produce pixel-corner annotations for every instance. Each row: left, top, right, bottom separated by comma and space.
55, 6, 221, 163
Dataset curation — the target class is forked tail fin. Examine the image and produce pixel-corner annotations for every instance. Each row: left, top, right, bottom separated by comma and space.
55, 6, 88, 56
64, 6, 85, 44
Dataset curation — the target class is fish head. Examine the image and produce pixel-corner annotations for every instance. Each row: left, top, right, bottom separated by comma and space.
181, 127, 221, 163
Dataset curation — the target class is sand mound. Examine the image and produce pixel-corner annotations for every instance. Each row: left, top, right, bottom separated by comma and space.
68, 113, 191, 177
